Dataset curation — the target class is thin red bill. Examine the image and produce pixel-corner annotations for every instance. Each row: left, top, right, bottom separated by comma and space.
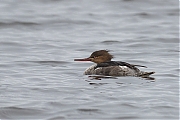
74, 58, 91, 61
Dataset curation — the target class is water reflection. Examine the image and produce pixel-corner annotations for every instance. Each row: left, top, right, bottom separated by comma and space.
88, 75, 155, 81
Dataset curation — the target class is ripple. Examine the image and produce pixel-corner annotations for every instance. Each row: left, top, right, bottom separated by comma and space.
0, 21, 39, 27
135, 12, 150, 17
123, 0, 134, 1
154, 37, 179, 43
48, 116, 65, 120
52, 19, 103, 26
115, 116, 139, 119
0, 41, 24, 46
33, 61, 70, 64
0, 106, 45, 119
77, 108, 100, 112
101, 40, 121, 45
89, 83, 109, 86
15, 61, 70, 67
167, 8, 179, 16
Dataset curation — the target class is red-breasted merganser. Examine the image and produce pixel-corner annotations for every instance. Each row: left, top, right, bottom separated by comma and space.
74, 50, 155, 77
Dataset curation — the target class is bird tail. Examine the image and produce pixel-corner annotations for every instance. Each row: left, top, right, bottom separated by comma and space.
139, 71, 155, 77
132, 64, 147, 68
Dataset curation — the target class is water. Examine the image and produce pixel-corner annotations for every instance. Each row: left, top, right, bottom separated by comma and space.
0, 0, 179, 119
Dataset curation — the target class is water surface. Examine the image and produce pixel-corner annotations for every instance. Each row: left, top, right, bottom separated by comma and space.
0, 0, 179, 119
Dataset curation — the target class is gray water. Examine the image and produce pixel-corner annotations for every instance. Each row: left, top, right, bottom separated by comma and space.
0, 0, 179, 119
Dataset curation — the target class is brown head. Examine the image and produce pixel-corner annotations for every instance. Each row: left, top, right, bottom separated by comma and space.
74, 50, 113, 63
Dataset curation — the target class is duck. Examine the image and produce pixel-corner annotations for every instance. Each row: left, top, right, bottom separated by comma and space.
74, 50, 155, 77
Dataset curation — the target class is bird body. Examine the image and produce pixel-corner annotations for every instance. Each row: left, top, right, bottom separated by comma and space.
74, 50, 155, 77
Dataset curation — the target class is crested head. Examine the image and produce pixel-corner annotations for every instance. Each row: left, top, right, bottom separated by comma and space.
88, 50, 113, 63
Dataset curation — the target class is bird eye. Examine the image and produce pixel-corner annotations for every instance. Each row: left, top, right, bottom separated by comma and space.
90, 56, 97, 59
